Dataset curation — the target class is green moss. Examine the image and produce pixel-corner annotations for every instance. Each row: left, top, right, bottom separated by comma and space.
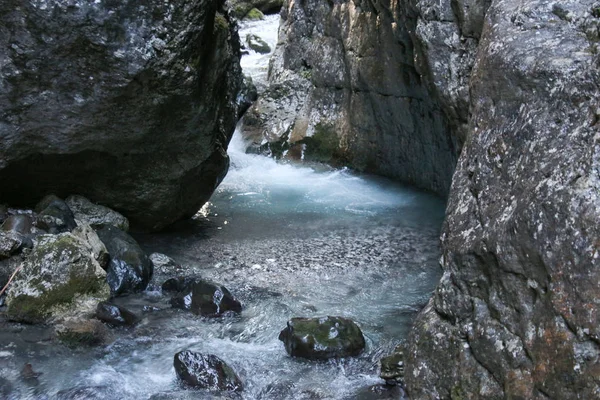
450, 385, 465, 400
300, 69, 313, 80
300, 123, 343, 164
214, 13, 229, 32
245, 8, 265, 20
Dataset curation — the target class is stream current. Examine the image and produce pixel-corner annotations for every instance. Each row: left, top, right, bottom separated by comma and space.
0, 15, 445, 400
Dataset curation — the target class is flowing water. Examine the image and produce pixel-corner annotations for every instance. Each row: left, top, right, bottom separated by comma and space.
0, 15, 445, 400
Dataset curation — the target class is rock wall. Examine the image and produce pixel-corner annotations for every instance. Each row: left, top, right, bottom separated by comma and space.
242, 0, 474, 195
250, 0, 600, 397
0, 0, 244, 231
406, 1, 600, 398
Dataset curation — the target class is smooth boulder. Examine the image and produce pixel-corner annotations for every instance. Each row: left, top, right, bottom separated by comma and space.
174, 351, 242, 391
66, 195, 129, 231
170, 279, 242, 317
245, 34, 271, 54
6, 233, 108, 323
96, 226, 153, 296
278, 316, 365, 359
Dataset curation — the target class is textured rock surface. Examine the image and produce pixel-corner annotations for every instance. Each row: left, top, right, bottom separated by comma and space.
241, 0, 474, 195
174, 351, 243, 391
96, 301, 138, 327
6, 233, 109, 323
0, 0, 244, 231
96, 226, 153, 296
278, 316, 365, 359
406, 0, 600, 399
66, 195, 129, 231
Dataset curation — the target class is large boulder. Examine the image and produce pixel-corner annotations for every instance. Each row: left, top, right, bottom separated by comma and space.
174, 351, 243, 391
0, 0, 244, 231
170, 278, 242, 317
278, 316, 365, 360
405, 1, 600, 399
66, 195, 129, 231
96, 226, 153, 296
6, 233, 109, 323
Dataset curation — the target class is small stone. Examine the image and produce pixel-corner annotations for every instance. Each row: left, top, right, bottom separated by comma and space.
35, 195, 77, 234
56, 319, 108, 347
149, 253, 180, 273
173, 351, 242, 391
245, 34, 271, 54
170, 279, 242, 317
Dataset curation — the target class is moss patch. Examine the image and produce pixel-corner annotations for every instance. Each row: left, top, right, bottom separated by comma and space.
300, 123, 345, 164
245, 8, 265, 20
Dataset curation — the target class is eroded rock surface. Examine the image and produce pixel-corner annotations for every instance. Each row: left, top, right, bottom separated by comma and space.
405, 1, 600, 399
0, 0, 244, 231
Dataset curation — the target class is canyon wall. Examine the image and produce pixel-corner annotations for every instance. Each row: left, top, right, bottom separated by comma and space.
254, 0, 600, 398
0, 0, 245, 231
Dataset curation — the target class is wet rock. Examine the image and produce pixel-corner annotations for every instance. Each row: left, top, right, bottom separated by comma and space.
278, 316, 365, 359
0, 0, 243, 232
20, 363, 42, 384
344, 384, 404, 400
257, 380, 295, 399
0, 204, 8, 224
379, 346, 404, 386
246, 34, 271, 54
66, 195, 129, 231
1, 214, 34, 236
6, 233, 109, 324
150, 253, 182, 274
162, 276, 198, 293
0, 377, 13, 398
95, 301, 138, 327
170, 279, 242, 317
96, 226, 153, 296
174, 351, 243, 391
229, 0, 283, 18
56, 319, 108, 347
35, 195, 77, 234
244, 8, 265, 20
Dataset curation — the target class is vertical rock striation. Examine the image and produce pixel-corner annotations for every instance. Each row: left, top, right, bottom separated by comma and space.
242, 0, 476, 195
0, 0, 244, 230
406, 1, 600, 398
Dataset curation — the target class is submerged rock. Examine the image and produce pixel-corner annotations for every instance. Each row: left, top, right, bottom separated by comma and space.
170, 279, 242, 317
35, 195, 77, 234
174, 351, 243, 391
278, 316, 365, 359
95, 302, 138, 327
150, 253, 182, 275
66, 195, 129, 231
96, 226, 153, 296
6, 233, 109, 324
56, 386, 111, 400
0, 0, 243, 231
56, 319, 108, 347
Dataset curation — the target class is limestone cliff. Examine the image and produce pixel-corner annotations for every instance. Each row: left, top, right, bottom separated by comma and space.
406, 1, 600, 398
0, 0, 244, 231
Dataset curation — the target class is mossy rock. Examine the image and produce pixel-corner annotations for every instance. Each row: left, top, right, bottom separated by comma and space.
244, 8, 265, 20
57, 319, 108, 347
300, 123, 345, 164
6, 233, 108, 324
246, 34, 271, 54
278, 316, 365, 359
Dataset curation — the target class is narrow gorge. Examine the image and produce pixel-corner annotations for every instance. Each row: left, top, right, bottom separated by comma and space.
0, 0, 598, 399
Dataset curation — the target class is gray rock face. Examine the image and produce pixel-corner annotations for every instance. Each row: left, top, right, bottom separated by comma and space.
0, 0, 244, 231
242, 0, 472, 195
405, 1, 600, 399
